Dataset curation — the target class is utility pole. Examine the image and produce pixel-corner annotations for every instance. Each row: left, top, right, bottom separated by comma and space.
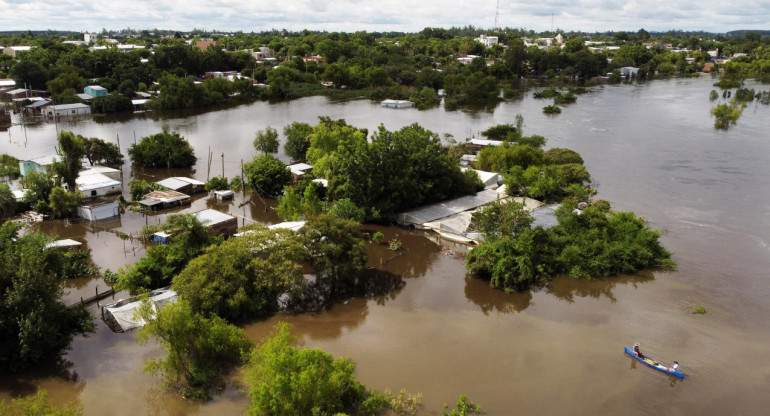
221, 152, 224, 178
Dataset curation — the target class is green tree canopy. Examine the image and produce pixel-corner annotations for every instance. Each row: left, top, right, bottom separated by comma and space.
283, 121, 313, 162
127, 130, 197, 168
82, 136, 124, 166
0, 222, 94, 371
137, 299, 253, 400
253, 126, 279, 154
244, 322, 386, 416
52, 131, 85, 191
244, 154, 292, 197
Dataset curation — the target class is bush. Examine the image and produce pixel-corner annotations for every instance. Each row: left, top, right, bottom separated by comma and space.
543, 104, 562, 114
229, 176, 243, 192
204, 176, 229, 192
91, 94, 133, 113
372, 231, 385, 244
692, 305, 707, 314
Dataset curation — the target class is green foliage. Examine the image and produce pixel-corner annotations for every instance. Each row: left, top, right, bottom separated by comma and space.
472, 199, 534, 242
82, 137, 124, 165
388, 238, 403, 251
244, 154, 292, 197
253, 126, 280, 154
298, 215, 367, 294
244, 322, 381, 416
116, 215, 220, 293
711, 99, 745, 129
0, 154, 21, 177
91, 94, 133, 113
443, 394, 483, 416
103, 269, 119, 284
283, 122, 313, 162
229, 176, 243, 192
21, 170, 54, 209
481, 124, 517, 141
276, 185, 303, 221
172, 228, 306, 321
372, 231, 385, 244
136, 300, 253, 400
543, 104, 562, 114
692, 305, 707, 314
466, 200, 675, 291
709, 90, 719, 101
713, 78, 741, 89
476, 143, 544, 173
48, 187, 83, 219
0, 222, 94, 371
0, 183, 16, 219
52, 131, 85, 191
387, 388, 423, 416
128, 178, 162, 201
0, 389, 83, 416
544, 148, 584, 165
327, 198, 366, 222
410, 86, 440, 110
128, 130, 197, 168
204, 175, 229, 192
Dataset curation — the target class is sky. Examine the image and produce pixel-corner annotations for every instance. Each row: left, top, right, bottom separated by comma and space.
1, 0, 768, 34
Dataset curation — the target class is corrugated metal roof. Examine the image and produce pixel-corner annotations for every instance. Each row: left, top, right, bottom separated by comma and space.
50, 103, 90, 110
396, 189, 504, 225
155, 177, 189, 190
193, 209, 235, 226
76, 173, 121, 191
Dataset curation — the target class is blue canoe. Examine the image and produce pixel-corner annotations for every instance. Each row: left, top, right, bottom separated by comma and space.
624, 347, 685, 378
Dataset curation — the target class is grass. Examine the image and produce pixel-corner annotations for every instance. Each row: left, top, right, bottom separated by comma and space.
692, 305, 707, 314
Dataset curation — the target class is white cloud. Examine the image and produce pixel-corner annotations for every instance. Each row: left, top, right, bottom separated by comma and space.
1, 0, 767, 33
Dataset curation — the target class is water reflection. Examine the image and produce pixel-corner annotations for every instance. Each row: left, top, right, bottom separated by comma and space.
0, 355, 83, 398
546, 270, 656, 303
464, 275, 533, 314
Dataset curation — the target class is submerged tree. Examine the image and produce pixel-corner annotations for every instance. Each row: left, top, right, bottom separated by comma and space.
0, 222, 94, 372
128, 130, 197, 168
137, 300, 253, 400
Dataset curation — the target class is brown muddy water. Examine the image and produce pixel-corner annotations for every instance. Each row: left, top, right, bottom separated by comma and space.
2, 76, 770, 415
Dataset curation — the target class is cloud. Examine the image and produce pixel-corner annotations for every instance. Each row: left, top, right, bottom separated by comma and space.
0, 0, 768, 33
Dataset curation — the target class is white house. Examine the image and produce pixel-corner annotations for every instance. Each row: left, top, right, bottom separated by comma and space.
2, 46, 32, 58
75, 172, 122, 198
43, 103, 91, 119
475, 35, 499, 48
80, 166, 121, 182
78, 199, 120, 221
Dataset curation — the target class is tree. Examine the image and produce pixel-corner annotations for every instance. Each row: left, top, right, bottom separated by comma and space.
137, 300, 253, 400
0, 222, 94, 372
82, 136, 124, 165
0, 389, 83, 415
253, 126, 279, 154
128, 130, 197, 168
21, 170, 54, 209
297, 215, 367, 296
48, 186, 83, 219
204, 175, 228, 191
544, 148, 584, 165
244, 154, 292, 197
443, 394, 483, 416
283, 122, 313, 162
116, 215, 219, 293
472, 199, 534, 242
0, 183, 16, 219
46, 72, 85, 102
172, 228, 306, 321
52, 131, 85, 191
244, 322, 386, 416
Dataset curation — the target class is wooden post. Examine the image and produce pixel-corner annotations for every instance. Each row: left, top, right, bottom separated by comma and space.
240, 159, 244, 194
133, 130, 137, 145
221, 152, 224, 178
207, 146, 211, 180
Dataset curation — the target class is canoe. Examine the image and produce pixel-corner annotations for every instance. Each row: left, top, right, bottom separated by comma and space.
624, 346, 685, 378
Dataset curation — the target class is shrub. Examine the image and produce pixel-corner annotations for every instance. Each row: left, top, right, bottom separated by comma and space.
128, 130, 197, 168
692, 305, 707, 314
372, 231, 385, 244
543, 104, 561, 114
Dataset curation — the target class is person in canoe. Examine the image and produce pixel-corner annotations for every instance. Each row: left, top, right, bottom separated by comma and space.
671, 361, 680, 372
633, 342, 644, 359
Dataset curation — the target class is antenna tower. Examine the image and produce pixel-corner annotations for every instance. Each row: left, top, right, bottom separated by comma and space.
495, 0, 500, 30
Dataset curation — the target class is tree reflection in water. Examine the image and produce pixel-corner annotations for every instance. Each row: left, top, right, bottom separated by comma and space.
465, 270, 658, 314
0, 355, 84, 398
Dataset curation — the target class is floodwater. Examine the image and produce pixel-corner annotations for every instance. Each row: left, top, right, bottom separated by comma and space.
2, 76, 770, 415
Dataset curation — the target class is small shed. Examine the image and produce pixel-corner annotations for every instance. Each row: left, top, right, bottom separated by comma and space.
155, 177, 205, 194
44, 103, 91, 119
381, 99, 415, 109
103, 286, 178, 332
152, 231, 172, 245
78, 199, 120, 221
84, 85, 108, 97
139, 190, 191, 210
288, 163, 313, 182
212, 189, 234, 200
75, 172, 121, 198
193, 209, 238, 236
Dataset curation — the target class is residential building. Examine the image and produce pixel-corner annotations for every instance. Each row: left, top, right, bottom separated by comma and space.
43, 103, 91, 119
2, 46, 32, 58
84, 85, 108, 97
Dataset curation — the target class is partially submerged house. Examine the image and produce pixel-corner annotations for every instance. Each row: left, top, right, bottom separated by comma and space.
43, 103, 91, 120
102, 286, 178, 332
19, 155, 58, 177
78, 199, 120, 221
75, 169, 122, 198
193, 209, 238, 236
287, 163, 313, 182
381, 99, 415, 109
139, 190, 191, 210
155, 177, 205, 194
84, 85, 108, 97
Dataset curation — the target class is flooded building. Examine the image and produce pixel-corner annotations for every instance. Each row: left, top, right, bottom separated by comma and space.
138, 190, 191, 210
193, 208, 238, 236
155, 176, 205, 194
78, 199, 120, 221
102, 287, 178, 332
